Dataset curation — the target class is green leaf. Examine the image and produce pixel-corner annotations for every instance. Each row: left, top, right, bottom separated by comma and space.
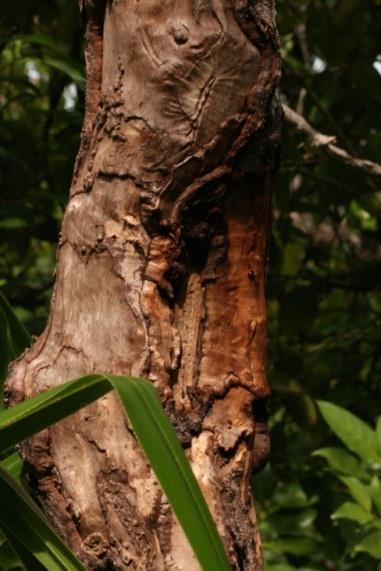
20, 32, 67, 52
0, 533, 23, 570
0, 374, 232, 571
44, 57, 85, 87
376, 417, 381, 454
108, 375, 232, 571
317, 401, 379, 463
339, 476, 372, 511
266, 508, 317, 535
331, 502, 374, 525
0, 374, 110, 452
0, 291, 31, 411
0, 291, 31, 358
313, 447, 368, 479
0, 218, 28, 230
0, 464, 85, 570
1, 453, 24, 484
0, 305, 12, 389
264, 537, 320, 556
354, 531, 381, 559
274, 482, 316, 509
370, 476, 381, 517
3, 528, 41, 570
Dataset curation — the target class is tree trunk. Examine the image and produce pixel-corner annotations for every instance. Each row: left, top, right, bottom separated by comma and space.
7, 1, 280, 569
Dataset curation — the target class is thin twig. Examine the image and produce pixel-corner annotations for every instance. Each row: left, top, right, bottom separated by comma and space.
283, 104, 381, 178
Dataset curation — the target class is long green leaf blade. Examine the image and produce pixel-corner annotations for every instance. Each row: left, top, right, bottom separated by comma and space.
3, 528, 42, 571
0, 374, 231, 570
108, 375, 232, 571
0, 291, 31, 356
0, 374, 110, 452
0, 464, 85, 570
0, 291, 31, 411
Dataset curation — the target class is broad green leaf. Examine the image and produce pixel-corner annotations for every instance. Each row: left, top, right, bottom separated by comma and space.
354, 531, 381, 559
0, 374, 232, 571
108, 375, 232, 571
313, 447, 368, 480
0, 374, 110, 452
339, 476, 372, 511
331, 502, 374, 525
370, 476, 381, 517
317, 401, 379, 463
264, 537, 320, 556
0, 464, 85, 570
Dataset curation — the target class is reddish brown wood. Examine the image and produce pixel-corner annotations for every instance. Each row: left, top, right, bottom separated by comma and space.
7, 1, 281, 569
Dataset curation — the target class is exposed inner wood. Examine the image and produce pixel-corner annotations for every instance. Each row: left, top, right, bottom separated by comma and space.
6, 1, 281, 569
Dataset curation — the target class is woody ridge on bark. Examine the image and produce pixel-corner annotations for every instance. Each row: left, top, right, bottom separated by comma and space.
6, 1, 281, 569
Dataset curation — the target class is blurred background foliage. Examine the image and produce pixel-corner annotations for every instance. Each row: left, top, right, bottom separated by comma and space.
0, 0, 381, 569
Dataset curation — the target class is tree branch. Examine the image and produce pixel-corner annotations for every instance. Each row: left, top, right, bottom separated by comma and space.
283, 104, 381, 178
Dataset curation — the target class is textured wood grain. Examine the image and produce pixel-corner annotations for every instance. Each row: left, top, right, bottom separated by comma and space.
6, 1, 281, 569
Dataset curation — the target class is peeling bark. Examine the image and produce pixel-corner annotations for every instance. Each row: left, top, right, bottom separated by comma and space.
6, 1, 281, 569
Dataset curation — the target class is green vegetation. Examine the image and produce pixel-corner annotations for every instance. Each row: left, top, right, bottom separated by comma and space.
1, 0, 381, 569
0, 295, 231, 570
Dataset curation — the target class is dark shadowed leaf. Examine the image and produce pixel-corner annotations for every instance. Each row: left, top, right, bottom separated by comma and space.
0, 374, 232, 571
313, 447, 368, 480
0, 464, 85, 570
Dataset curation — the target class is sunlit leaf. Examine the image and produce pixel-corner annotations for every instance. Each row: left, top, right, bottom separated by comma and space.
0, 374, 232, 571
317, 401, 379, 463
339, 476, 372, 512
331, 502, 374, 525
354, 531, 381, 559
313, 447, 368, 480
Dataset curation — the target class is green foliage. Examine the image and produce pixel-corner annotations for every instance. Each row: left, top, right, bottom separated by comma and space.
0, 293, 231, 571
315, 402, 381, 562
1, 0, 381, 569
255, 1, 381, 569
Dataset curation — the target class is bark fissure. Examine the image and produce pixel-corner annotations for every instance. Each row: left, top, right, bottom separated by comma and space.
6, 1, 281, 569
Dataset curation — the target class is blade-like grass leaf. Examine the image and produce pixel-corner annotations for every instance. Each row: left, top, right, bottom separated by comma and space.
0, 290, 31, 411
0, 291, 31, 357
0, 464, 85, 570
1, 452, 24, 485
0, 374, 232, 570
0, 374, 110, 452
3, 528, 42, 571
108, 375, 232, 571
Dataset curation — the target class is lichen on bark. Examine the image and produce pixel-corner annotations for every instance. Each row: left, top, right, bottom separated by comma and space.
6, 1, 281, 569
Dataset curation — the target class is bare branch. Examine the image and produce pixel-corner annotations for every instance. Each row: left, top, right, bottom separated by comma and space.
283, 104, 381, 178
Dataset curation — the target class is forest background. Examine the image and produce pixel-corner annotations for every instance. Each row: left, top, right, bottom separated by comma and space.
1, 1, 381, 569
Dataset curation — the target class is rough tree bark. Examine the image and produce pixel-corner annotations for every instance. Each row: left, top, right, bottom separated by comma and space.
7, 1, 281, 569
